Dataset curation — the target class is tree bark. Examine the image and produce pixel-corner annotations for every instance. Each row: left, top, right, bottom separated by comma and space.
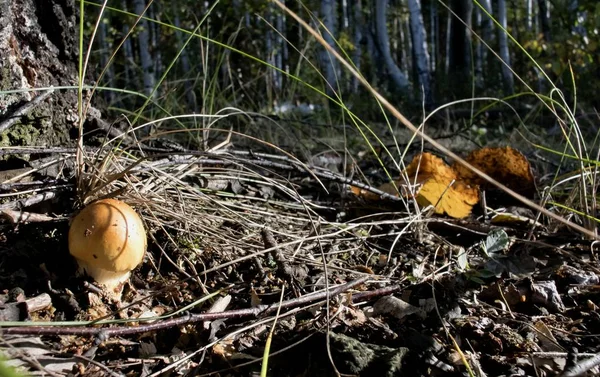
497, 0, 514, 94
447, 0, 473, 98
374, 0, 409, 94
97, 15, 116, 105
0, 0, 81, 150
320, 0, 339, 95
537, 0, 551, 42
407, 0, 432, 107
350, 0, 363, 93
133, 0, 155, 96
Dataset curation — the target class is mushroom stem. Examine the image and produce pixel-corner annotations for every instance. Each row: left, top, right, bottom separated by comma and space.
76, 259, 131, 292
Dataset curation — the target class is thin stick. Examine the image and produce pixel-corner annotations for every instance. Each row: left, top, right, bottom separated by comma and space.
0, 276, 370, 338
0, 89, 54, 134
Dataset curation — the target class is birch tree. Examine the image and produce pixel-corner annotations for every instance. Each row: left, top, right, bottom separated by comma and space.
320, 0, 339, 94
351, 0, 363, 93
97, 17, 115, 104
133, 0, 155, 97
538, 0, 551, 42
498, 0, 514, 93
374, 0, 409, 93
172, 3, 196, 112
447, 0, 473, 98
407, 0, 432, 106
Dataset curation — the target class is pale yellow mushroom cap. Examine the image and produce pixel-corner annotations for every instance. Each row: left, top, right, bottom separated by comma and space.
68, 198, 147, 292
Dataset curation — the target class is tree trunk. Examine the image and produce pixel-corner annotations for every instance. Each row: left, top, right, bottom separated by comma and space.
97, 15, 116, 105
407, 0, 432, 106
320, 0, 339, 95
121, 0, 134, 105
374, 0, 409, 94
350, 0, 363, 93
526, 0, 534, 31
475, 0, 492, 89
429, 1, 437, 74
0, 0, 81, 150
537, 0, 551, 42
133, 0, 155, 97
447, 0, 473, 98
497, 0, 514, 94
173, 3, 196, 112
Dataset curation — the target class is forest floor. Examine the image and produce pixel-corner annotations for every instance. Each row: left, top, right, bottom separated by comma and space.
0, 118, 599, 377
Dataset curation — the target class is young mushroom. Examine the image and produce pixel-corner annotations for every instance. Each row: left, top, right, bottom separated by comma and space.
68, 198, 147, 294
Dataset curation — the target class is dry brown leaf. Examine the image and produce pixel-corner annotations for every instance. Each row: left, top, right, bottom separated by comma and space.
404, 153, 479, 219
415, 177, 480, 219
452, 146, 535, 197
404, 152, 458, 182
350, 153, 480, 218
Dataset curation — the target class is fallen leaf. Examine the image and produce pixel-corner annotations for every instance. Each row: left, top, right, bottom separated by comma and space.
350, 147, 534, 219
404, 153, 479, 219
452, 146, 535, 196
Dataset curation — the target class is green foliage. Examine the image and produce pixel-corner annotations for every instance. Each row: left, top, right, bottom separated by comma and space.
481, 228, 510, 257
0, 356, 29, 377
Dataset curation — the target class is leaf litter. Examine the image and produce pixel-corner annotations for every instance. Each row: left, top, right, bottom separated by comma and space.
0, 134, 599, 376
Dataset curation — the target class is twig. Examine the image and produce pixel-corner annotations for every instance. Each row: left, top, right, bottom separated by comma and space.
73, 354, 125, 377
0, 209, 57, 224
0, 180, 63, 192
560, 352, 600, 377
0, 147, 78, 156
0, 89, 54, 134
0, 276, 370, 338
0, 191, 58, 211
261, 228, 308, 290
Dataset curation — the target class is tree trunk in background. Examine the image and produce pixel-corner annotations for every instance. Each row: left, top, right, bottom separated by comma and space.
97, 16, 116, 105
133, 0, 155, 97
173, 3, 196, 112
475, 0, 492, 89
497, 0, 514, 94
407, 0, 432, 107
447, 0, 473, 98
398, 14, 410, 80
429, 2, 437, 75
320, 0, 339, 95
537, 0, 551, 42
121, 0, 134, 105
351, 0, 363, 93
374, 0, 409, 94
0, 0, 82, 150
275, 4, 286, 90
266, 3, 281, 91
366, 8, 381, 88
526, 0, 534, 31
149, 4, 162, 87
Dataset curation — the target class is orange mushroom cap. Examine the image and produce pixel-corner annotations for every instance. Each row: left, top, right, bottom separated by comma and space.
68, 198, 147, 292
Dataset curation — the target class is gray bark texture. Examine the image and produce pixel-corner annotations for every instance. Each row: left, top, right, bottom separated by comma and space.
98, 18, 115, 105
497, 0, 514, 93
0, 0, 80, 150
351, 0, 363, 93
447, 0, 473, 98
537, 0, 551, 42
133, 0, 155, 96
429, 2, 437, 73
173, 4, 196, 112
320, 0, 339, 94
374, 0, 409, 93
407, 0, 432, 106
473, 0, 491, 89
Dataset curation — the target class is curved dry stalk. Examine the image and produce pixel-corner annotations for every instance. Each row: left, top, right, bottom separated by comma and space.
272, 0, 598, 240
